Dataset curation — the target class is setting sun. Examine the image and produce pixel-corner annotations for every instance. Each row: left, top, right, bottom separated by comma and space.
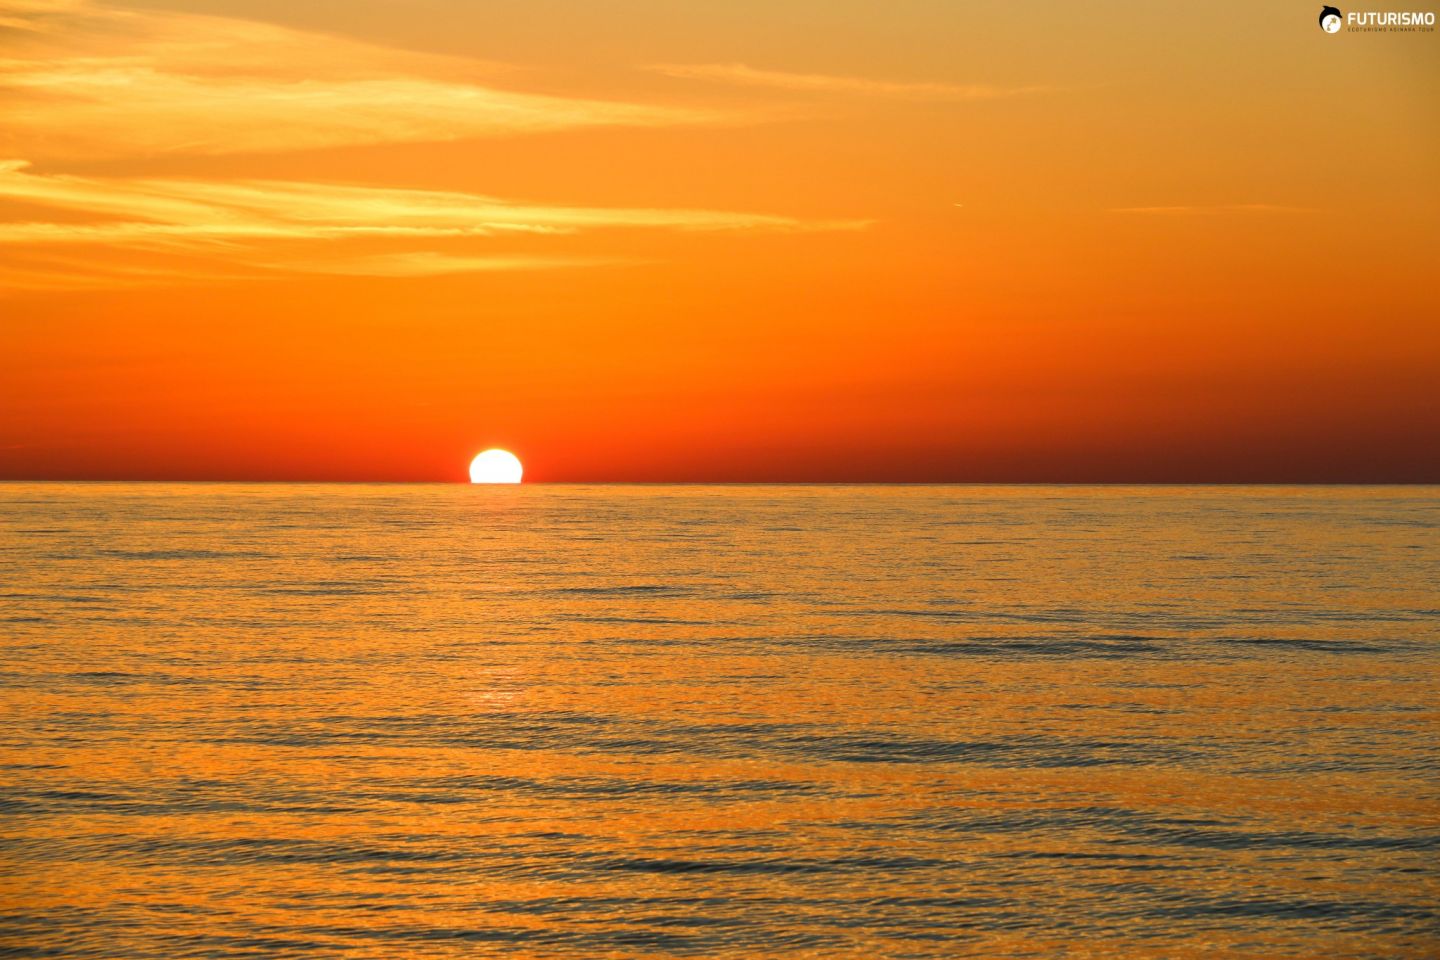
469, 449, 523, 484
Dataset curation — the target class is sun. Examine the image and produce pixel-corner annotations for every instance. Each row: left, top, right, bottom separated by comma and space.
469, 449, 523, 484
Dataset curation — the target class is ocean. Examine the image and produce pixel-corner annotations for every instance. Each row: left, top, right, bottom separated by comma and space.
1, 484, 1436, 958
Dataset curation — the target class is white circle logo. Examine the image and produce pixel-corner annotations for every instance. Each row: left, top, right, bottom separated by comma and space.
1320, 6, 1343, 31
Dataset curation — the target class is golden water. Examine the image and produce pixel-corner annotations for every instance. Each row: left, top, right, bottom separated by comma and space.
2, 485, 1436, 957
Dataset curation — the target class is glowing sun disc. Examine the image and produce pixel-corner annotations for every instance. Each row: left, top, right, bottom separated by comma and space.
469, 449, 523, 484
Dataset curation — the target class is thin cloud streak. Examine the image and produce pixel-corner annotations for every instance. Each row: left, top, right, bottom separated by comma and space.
0, 254, 260, 292
277, 252, 643, 278
0, 162, 868, 245
0, 0, 82, 31
646, 62, 1045, 101
0, 162, 869, 288
0, 0, 720, 159
1111, 204, 1316, 215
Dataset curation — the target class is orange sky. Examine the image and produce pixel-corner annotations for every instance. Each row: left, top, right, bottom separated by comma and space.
1, 0, 1437, 481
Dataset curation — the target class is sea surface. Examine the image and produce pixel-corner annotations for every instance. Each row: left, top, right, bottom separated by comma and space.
1, 484, 1436, 959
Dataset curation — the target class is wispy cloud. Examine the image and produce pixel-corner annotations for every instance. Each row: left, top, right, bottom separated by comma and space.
0, 258, 255, 292
0, 161, 868, 288
0, 162, 866, 244
0, 0, 716, 159
277, 252, 640, 278
0, 3, 868, 291
0, 0, 83, 32
1111, 204, 1315, 215
645, 62, 1043, 101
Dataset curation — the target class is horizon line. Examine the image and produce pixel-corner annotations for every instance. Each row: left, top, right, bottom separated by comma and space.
2, 479, 1438, 487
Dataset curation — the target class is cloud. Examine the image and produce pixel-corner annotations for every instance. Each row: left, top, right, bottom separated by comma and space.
0, 251, 259, 291
1110, 204, 1315, 215
0, 0, 717, 159
0, 161, 868, 288
276, 252, 640, 278
0, 3, 869, 291
645, 62, 1043, 101
0, 0, 83, 30
0, 162, 867, 244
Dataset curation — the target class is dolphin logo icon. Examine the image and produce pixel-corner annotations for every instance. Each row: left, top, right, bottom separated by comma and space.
1319, 6, 1343, 31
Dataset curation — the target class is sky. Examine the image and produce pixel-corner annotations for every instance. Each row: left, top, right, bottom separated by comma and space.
1, 0, 1437, 482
